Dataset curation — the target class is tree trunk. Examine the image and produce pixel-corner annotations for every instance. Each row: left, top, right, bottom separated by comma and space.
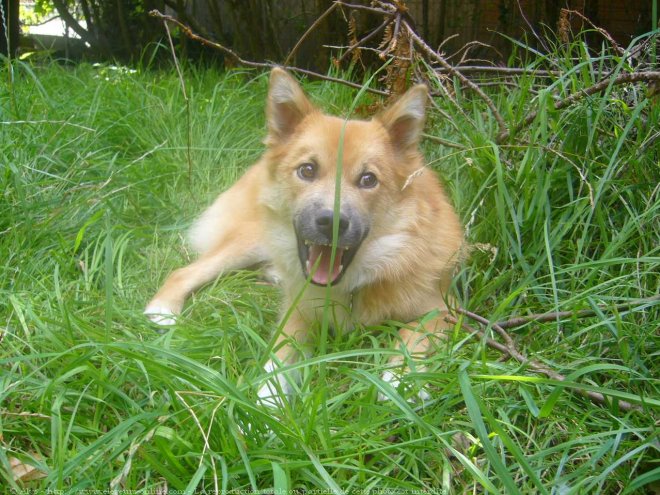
0, 0, 19, 57
51, 0, 92, 43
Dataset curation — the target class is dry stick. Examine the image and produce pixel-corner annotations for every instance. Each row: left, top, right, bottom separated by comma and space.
562, 8, 624, 56
380, 12, 401, 59
434, 66, 562, 77
445, 314, 640, 412
426, 66, 475, 132
162, 18, 193, 187
515, 0, 552, 59
421, 133, 466, 150
334, 0, 396, 16
494, 294, 660, 330
163, 0, 215, 46
403, 20, 509, 142
499, 71, 660, 142
550, 72, 660, 109
457, 307, 516, 349
284, 1, 338, 66
337, 15, 394, 66
148, 10, 389, 97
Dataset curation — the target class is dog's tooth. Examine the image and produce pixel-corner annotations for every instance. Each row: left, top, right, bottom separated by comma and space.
305, 260, 310, 272
339, 265, 344, 272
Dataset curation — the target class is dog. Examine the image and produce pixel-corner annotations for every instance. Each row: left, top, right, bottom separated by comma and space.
145, 68, 463, 405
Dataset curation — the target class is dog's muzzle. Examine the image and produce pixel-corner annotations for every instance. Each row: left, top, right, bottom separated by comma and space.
294, 207, 368, 286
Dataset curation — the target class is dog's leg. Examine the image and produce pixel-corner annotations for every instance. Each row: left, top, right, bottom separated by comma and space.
257, 312, 311, 407
145, 241, 265, 325
379, 313, 450, 402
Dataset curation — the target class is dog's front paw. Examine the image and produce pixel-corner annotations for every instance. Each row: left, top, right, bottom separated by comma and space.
378, 370, 430, 403
256, 359, 295, 408
144, 300, 179, 326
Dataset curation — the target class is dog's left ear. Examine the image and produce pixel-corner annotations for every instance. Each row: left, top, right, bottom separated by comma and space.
376, 85, 427, 152
266, 68, 315, 145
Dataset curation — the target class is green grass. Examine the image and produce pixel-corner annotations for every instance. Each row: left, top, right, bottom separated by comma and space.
1, 31, 658, 493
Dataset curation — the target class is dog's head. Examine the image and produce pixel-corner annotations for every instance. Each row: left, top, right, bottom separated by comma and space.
263, 68, 428, 287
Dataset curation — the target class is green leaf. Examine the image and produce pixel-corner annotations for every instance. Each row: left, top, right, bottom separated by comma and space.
183, 463, 207, 495
459, 370, 522, 494
272, 461, 289, 492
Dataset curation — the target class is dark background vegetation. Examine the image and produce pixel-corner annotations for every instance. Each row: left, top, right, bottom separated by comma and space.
1, 0, 656, 66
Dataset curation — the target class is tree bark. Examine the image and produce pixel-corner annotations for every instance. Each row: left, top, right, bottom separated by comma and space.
50, 0, 98, 49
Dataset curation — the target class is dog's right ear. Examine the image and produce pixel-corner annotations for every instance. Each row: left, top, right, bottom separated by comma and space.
266, 68, 315, 145
376, 85, 427, 153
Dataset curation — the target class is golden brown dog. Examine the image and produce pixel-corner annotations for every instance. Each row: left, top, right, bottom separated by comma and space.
146, 68, 463, 405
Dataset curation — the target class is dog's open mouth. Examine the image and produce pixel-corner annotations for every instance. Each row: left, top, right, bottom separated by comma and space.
297, 239, 359, 286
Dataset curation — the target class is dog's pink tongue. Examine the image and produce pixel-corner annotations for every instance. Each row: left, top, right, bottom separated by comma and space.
309, 245, 343, 285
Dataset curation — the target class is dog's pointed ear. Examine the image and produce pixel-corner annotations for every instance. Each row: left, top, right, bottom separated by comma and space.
376, 85, 427, 152
266, 68, 315, 144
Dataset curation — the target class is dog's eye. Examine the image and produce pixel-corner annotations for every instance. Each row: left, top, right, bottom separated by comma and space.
358, 172, 378, 189
297, 162, 317, 181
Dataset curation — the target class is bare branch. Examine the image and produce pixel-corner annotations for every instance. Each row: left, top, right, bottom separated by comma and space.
51, 0, 100, 51
446, 313, 641, 412
335, 0, 396, 16
285, 2, 338, 66
433, 66, 562, 77
148, 10, 389, 97
160, 17, 193, 187
562, 8, 625, 56
457, 307, 516, 349
421, 133, 466, 149
337, 15, 394, 66
380, 13, 401, 58
402, 20, 509, 142
500, 71, 660, 142
494, 294, 660, 329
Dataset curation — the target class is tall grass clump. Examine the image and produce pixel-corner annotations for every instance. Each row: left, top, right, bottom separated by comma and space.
1, 28, 658, 494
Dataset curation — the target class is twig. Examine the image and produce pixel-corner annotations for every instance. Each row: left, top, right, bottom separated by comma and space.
380, 13, 401, 59
445, 313, 640, 412
334, 0, 396, 16
161, 17, 193, 186
562, 8, 624, 56
337, 15, 394, 66
433, 66, 562, 77
499, 71, 660, 141
148, 10, 389, 97
421, 133, 466, 149
403, 20, 509, 142
285, 2, 338, 66
552, 72, 660, 109
494, 294, 660, 330
457, 307, 515, 349
163, 0, 224, 46
425, 66, 475, 132
447, 41, 494, 66
515, 0, 552, 59
327, 43, 408, 61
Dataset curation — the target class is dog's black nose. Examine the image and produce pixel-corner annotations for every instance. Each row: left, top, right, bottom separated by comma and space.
315, 209, 349, 239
